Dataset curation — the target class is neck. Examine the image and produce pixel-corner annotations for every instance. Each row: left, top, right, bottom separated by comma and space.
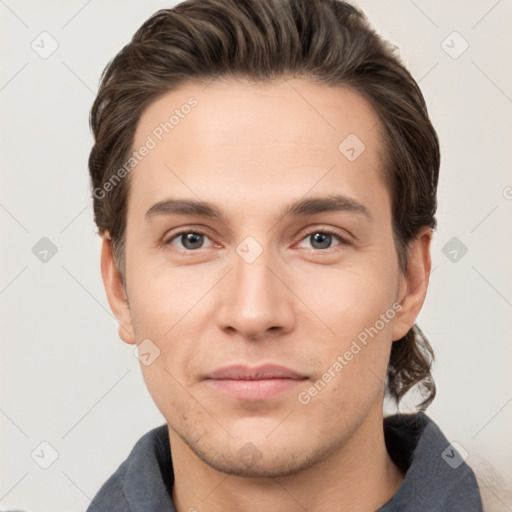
169, 403, 404, 512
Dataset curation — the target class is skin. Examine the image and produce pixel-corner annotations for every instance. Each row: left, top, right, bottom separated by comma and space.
101, 78, 432, 512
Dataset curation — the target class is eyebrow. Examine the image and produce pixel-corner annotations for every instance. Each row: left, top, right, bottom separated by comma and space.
145, 194, 372, 223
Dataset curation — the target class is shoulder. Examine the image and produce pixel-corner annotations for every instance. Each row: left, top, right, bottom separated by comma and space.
87, 424, 170, 512
470, 454, 512, 512
86, 458, 129, 511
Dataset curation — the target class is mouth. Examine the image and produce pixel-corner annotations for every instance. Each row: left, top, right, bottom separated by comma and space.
204, 364, 308, 400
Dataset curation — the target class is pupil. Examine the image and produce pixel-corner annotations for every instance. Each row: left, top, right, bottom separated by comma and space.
312, 232, 330, 249
183, 233, 203, 249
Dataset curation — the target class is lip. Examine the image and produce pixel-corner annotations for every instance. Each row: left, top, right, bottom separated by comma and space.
205, 364, 308, 400
208, 364, 306, 380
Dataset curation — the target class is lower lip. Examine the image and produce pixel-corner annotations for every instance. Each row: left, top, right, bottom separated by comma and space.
206, 378, 306, 400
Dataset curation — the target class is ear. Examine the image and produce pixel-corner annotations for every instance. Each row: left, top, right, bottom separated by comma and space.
100, 234, 136, 345
392, 226, 432, 341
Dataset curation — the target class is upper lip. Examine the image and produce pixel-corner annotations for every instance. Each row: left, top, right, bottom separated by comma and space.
207, 364, 307, 380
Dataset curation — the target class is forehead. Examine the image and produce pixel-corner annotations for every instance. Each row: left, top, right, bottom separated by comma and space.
128, 78, 389, 220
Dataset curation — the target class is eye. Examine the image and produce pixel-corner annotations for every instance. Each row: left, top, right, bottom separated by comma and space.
297, 229, 349, 251
163, 227, 350, 253
164, 230, 214, 251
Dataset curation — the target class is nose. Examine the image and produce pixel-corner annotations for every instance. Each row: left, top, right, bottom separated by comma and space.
216, 245, 297, 341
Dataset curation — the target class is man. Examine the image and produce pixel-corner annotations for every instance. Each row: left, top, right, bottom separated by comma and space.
87, 0, 483, 510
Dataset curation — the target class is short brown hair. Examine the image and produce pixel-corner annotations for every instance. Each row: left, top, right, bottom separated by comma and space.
89, 0, 439, 411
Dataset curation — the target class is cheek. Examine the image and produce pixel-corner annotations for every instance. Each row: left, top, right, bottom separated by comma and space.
126, 253, 211, 340
293, 257, 399, 392
295, 258, 399, 339
125, 258, 206, 403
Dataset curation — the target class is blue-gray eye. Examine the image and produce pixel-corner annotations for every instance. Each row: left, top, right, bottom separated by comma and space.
166, 231, 213, 250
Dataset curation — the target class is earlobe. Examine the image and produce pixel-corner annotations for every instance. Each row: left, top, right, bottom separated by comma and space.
392, 227, 432, 341
100, 234, 137, 345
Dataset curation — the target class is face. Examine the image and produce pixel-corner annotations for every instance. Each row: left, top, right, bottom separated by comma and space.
102, 78, 429, 477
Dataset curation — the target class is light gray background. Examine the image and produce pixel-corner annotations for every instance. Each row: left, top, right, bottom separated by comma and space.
1, 0, 511, 510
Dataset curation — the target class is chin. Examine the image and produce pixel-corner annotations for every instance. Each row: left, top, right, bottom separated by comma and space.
184, 430, 333, 478
203, 448, 321, 478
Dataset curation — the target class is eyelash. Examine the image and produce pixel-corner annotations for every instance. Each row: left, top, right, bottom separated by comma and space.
162, 227, 351, 253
